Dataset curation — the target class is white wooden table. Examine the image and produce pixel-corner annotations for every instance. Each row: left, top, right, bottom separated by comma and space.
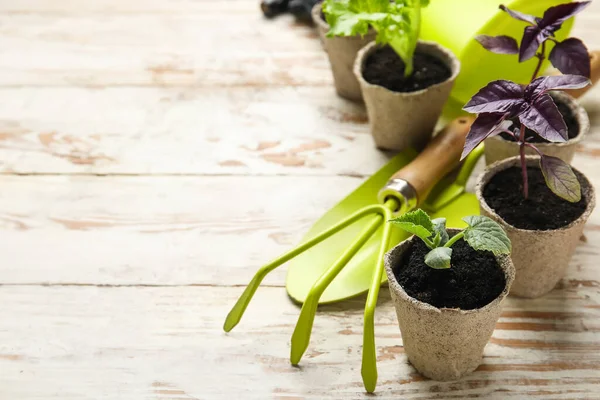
1, 1, 600, 398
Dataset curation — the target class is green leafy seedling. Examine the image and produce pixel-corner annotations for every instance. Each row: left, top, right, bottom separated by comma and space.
389, 209, 511, 269
322, 0, 429, 77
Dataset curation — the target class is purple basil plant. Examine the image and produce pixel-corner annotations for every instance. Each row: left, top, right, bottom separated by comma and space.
461, 2, 592, 203
476, 2, 592, 80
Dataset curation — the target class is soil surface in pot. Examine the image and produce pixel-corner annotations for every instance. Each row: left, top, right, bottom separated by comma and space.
483, 167, 587, 230
500, 99, 579, 143
394, 238, 506, 310
363, 46, 451, 93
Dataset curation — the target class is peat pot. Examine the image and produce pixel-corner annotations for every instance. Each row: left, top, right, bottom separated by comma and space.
384, 230, 514, 380
354, 41, 459, 151
477, 156, 596, 298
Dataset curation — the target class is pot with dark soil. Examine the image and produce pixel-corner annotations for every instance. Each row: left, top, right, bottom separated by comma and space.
355, 40, 459, 150
312, 3, 376, 101
484, 91, 589, 165
322, 0, 459, 150
472, 2, 593, 164
384, 210, 514, 381
477, 156, 595, 298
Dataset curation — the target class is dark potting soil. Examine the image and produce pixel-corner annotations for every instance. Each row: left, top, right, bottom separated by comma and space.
483, 167, 588, 230
500, 99, 579, 143
394, 237, 506, 310
362, 46, 452, 93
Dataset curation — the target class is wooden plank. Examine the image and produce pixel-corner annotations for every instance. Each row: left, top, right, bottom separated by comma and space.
0, 172, 599, 287
0, 87, 385, 176
0, 285, 599, 399
0, 13, 327, 88
0, 3, 599, 89
1, 85, 600, 176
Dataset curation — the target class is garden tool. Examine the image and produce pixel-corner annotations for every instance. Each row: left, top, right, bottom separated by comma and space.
420, 0, 576, 103
224, 117, 479, 392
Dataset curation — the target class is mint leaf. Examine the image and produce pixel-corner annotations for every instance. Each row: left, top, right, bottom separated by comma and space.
389, 209, 433, 244
540, 155, 582, 203
431, 218, 449, 246
463, 216, 511, 255
425, 247, 452, 269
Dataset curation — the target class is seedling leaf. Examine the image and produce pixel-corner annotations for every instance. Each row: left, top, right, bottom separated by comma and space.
431, 218, 449, 246
518, 93, 568, 142
425, 247, 452, 269
540, 155, 582, 202
461, 113, 508, 160
475, 35, 519, 54
549, 38, 591, 77
499, 4, 537, 24
463, 80, 525, 114
525, 74, 590, 100
389, 209, 433, 243
463, 216, 512, 255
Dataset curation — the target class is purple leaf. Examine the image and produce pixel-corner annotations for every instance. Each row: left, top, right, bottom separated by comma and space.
518, 93, 568, 142
475, 35, 519, 54
460, 113, 507, 160
538, 1, 591, 30
499, 4, 537, 24
463, 80, 525, 114
549, 38, 591, 77
540, 155, 582, 202
525, 74, 590, 99
519, 26, 549, 62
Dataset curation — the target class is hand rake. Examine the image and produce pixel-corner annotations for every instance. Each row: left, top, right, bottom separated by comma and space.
223, 117, 482, 392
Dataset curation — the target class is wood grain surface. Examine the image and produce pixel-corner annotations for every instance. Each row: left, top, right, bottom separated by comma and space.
1, 1, 600, 399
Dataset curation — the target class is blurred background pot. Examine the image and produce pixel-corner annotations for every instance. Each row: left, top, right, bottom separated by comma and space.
312, 3, 376, 102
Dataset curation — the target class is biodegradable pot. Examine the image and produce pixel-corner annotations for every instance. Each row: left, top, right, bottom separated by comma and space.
484, 91, 589, 165
477, 156, 596, 298
354, 41, 460, 151
383, 231, 514, 381
312, 3, 376, 102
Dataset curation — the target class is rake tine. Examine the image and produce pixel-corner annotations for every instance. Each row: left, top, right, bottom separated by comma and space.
290, 206, 387, 365
223, 204, 386, 332
361, 201, 395, 393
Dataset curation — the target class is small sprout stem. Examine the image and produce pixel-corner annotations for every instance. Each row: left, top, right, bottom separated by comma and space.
443, 231, 464, 248
519, 123, 529, 199
524, 142, 543, 156
422, 236, 435, 249
531, 41, 546, 82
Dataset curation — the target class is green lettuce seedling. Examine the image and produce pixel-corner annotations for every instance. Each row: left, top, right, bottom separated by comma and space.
322, 0, 429, 77
389, 209, 512, 269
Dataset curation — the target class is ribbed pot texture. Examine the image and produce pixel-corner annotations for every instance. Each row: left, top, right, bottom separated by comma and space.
354, 40, 460, 151
384, 230, 515, 381
484, 91, 589, 165
476, 156, 596, 298
312, 3, 376, 102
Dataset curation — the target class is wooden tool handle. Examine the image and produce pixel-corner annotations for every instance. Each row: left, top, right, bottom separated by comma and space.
558, 50, 600, 99
391, 116, 474, 204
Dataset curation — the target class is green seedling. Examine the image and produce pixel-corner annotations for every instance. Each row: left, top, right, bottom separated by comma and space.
322, 0, 429, 77
389, 209, 511, 269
